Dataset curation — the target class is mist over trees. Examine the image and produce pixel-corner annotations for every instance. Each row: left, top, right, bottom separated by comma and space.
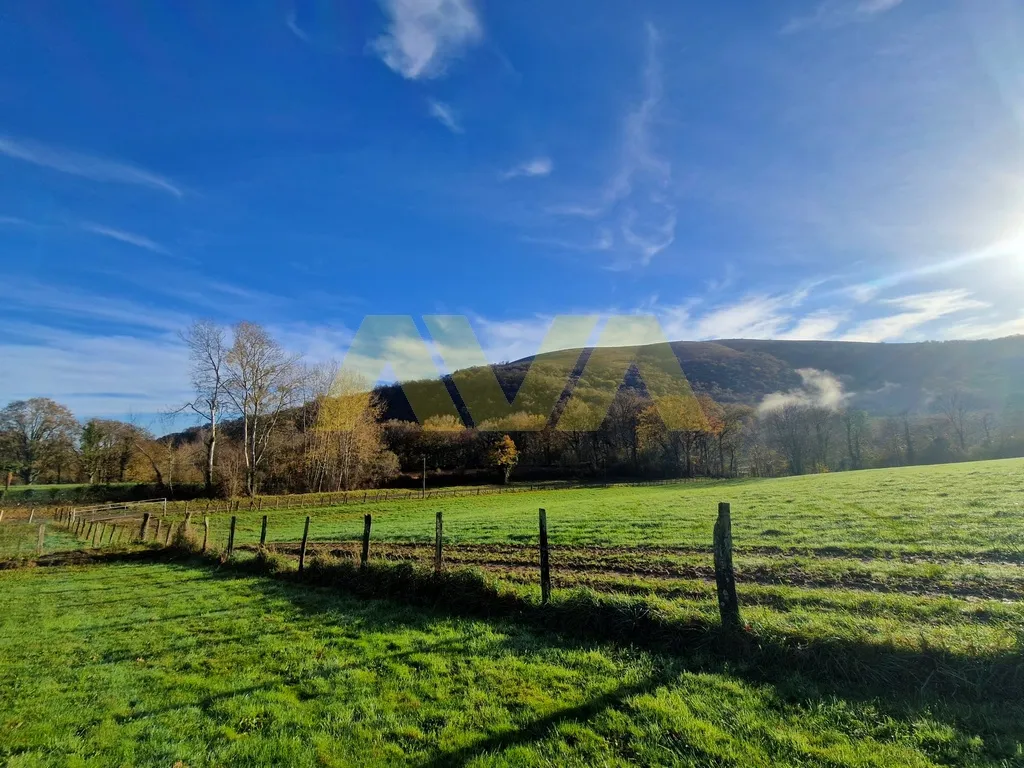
2, 323, 1023, 499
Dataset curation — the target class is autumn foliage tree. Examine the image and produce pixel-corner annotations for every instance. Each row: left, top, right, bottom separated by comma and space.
490, 434, 519, 484
0, 398, 78, 484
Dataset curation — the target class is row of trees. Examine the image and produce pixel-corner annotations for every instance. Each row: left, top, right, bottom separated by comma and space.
3, 319, 1022, 496
0, 399, 181, 490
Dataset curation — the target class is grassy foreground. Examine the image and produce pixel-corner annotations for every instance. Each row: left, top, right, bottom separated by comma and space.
1, 560, 1020, 767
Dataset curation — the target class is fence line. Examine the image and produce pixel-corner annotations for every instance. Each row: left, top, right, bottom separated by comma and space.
14, 498, 744, 629
0, 476, 713, 522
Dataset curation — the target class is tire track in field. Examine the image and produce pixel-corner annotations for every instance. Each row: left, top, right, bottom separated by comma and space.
263, 542, 1024, 602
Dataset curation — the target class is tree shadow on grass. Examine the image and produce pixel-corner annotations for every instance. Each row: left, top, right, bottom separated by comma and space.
54, 552, 1024, 766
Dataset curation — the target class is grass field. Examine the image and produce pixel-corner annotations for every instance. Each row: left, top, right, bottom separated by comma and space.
182, 458, 1024, 556
0, 560, 1019, 767
1, 459, 1022, 765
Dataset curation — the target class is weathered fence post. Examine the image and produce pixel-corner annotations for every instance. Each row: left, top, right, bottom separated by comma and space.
260, 515, 268, 547
97, 523, 106, 547
108, 524, 116, 544
154, 518, 162, 540
539, 508, 551, 605
299, 515, 311, 574
227, 516, 237, 556
164, 523, 173, 545
86, 522, 94, 541
713, 502, 741, 630
139, 512, 151, 542
0, 510, 4, 523
36, 523, 45, 555
28, 509, 34, 523
360, 514, 372, 569
183, 510, 193, 533
434, 511, 443, 574
202, 517, 210, 553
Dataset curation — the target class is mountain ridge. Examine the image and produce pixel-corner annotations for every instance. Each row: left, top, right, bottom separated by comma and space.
374, 335, 1024, 422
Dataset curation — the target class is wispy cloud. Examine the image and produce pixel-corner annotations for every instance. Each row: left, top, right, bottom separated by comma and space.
845, 229, 1024, 299
0, 323, 191, 418
520, 228, 614, 253
427, 99, 463, 133
501, 157, 553, 180
549, 24, 675, 268
841, 289, 987, 342
81, 223, 170, 255
0, 280, 189, 333
0, 135, 183, 197
783, 0, 905, 34
938, 313, 1024, 341
285, 10, 310, 42
372, 0, 483, 80
777, 311, 848, 340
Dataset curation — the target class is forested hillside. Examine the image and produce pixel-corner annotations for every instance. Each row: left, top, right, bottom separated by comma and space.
377, 336, 1024, 421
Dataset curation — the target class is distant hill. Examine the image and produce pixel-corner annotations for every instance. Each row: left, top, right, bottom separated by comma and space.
376, 336, 1024, 422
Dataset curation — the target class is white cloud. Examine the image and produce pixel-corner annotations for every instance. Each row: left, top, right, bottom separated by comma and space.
939, 313, 1024, 341
658, 290, 814, 341
777, 311, 847, 340
783, 0, 905, 33
0, 323, 191, 418
427, 99, 463, 133
372, 0, 482, 80
81, 223, 170, 255
0, 280, 188, 333
549, 24, 676, 268
841, 289, 987, 342
285, 10, 310, 42
520, 228, 613, 253
759, 368, 850, 413
501, 157, 553, 180
0, 135, 183, 197
0, 287, 358, 418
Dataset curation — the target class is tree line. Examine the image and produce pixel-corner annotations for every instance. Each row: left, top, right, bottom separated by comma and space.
3, 320, 1022, 498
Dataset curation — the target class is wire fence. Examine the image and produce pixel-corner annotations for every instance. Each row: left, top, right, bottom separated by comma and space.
0, 476, 712, 524
6, 499, 742, 630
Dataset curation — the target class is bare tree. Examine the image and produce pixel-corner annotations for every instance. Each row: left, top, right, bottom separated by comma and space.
841, 408, 868, 470
764, 404, 812, 475
939, 389, 970, 453
223, 322, 301, 496
180, 321, 228, 495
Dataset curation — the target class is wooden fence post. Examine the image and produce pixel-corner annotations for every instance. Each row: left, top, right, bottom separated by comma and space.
108, 524, 116, 544
139, 512, 151, 541
154, 519, 161, 540
434, 511, 443, 574
183, 510, 193, 533
36, 523, 45, 555
227, 516, 236, 556
299, 516, 311, 574
538, 508, 551, 605
260, 515, 268, 547
202, 517, 210, 553
360, 514, 372, 569
713, 502, 741, 630
0, 510, 4, 523
28, 509, 34, 523
164, 523, 173, 546
97, 523, 106, 547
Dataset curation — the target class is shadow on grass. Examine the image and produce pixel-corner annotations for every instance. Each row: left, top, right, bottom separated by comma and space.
12, 547, 1022, 765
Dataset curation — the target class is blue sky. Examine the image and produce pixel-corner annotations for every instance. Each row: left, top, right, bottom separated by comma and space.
2, 0, 1024, 423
